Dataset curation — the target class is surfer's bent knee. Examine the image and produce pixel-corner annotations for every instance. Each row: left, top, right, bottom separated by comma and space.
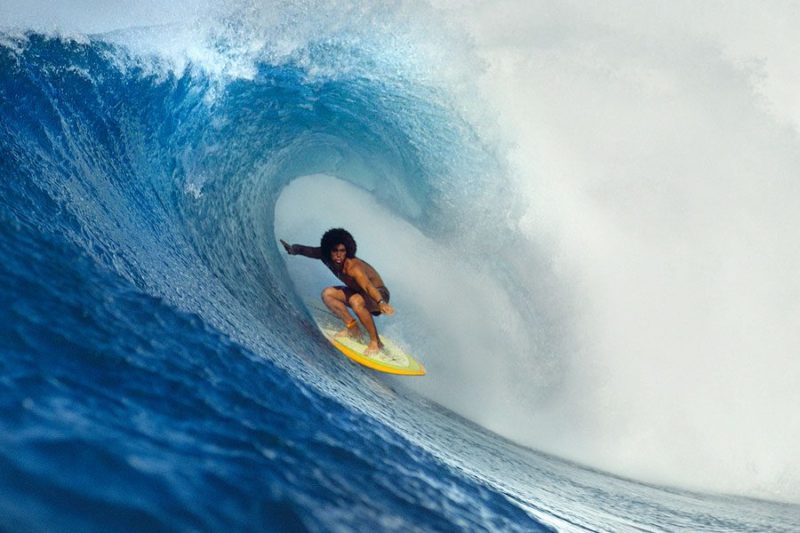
348, 293, 367, 311
321, 286, 340, 302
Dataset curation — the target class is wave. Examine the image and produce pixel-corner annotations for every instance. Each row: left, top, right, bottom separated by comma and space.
2, 0, 800, 508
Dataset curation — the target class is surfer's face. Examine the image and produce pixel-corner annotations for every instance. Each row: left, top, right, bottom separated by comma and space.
330, 244, 347, 264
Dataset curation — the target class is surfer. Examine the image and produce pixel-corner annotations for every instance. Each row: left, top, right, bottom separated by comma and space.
280, 228, 395, 356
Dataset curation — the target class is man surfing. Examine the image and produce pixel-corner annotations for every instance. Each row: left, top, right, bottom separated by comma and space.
280, 228, 395, 356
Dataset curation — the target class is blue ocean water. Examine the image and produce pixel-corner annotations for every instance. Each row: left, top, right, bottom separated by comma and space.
1, 29, 799, 532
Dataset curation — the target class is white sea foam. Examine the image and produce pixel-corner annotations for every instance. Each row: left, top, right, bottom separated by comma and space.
454, 0, 800, 503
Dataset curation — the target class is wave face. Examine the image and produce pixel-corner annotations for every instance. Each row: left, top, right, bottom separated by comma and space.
2, 2, 800, 530
0, 28, 537, 531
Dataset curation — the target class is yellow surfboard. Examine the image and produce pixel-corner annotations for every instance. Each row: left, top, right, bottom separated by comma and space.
317, 323, 426, 376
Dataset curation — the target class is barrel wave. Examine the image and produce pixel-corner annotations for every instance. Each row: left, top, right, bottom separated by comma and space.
2, 8, 800, 532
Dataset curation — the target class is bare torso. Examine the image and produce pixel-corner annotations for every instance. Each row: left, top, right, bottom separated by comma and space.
325, 257, 386, 293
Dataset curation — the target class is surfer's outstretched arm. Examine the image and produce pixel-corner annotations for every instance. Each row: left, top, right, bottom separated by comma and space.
280, 239, 322, 259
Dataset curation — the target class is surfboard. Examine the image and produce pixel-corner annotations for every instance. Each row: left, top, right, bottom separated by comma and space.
314, 318, 426, 376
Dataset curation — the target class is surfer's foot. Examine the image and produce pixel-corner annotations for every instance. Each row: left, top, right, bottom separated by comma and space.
364, 340, 384, 356
334, 319, 363, 341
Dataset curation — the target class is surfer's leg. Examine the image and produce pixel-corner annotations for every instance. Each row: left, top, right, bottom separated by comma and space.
347, 293, 384, 355
322, 286, 363, 340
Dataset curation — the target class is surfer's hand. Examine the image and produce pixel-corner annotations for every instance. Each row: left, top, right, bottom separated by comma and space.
379, 302, 395, 316
280, 239, 294, 255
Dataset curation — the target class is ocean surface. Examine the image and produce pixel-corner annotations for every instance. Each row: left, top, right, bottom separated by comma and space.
2, 3, 800, 531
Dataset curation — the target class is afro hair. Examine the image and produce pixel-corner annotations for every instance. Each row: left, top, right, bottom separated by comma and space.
320, 228, 357, 258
